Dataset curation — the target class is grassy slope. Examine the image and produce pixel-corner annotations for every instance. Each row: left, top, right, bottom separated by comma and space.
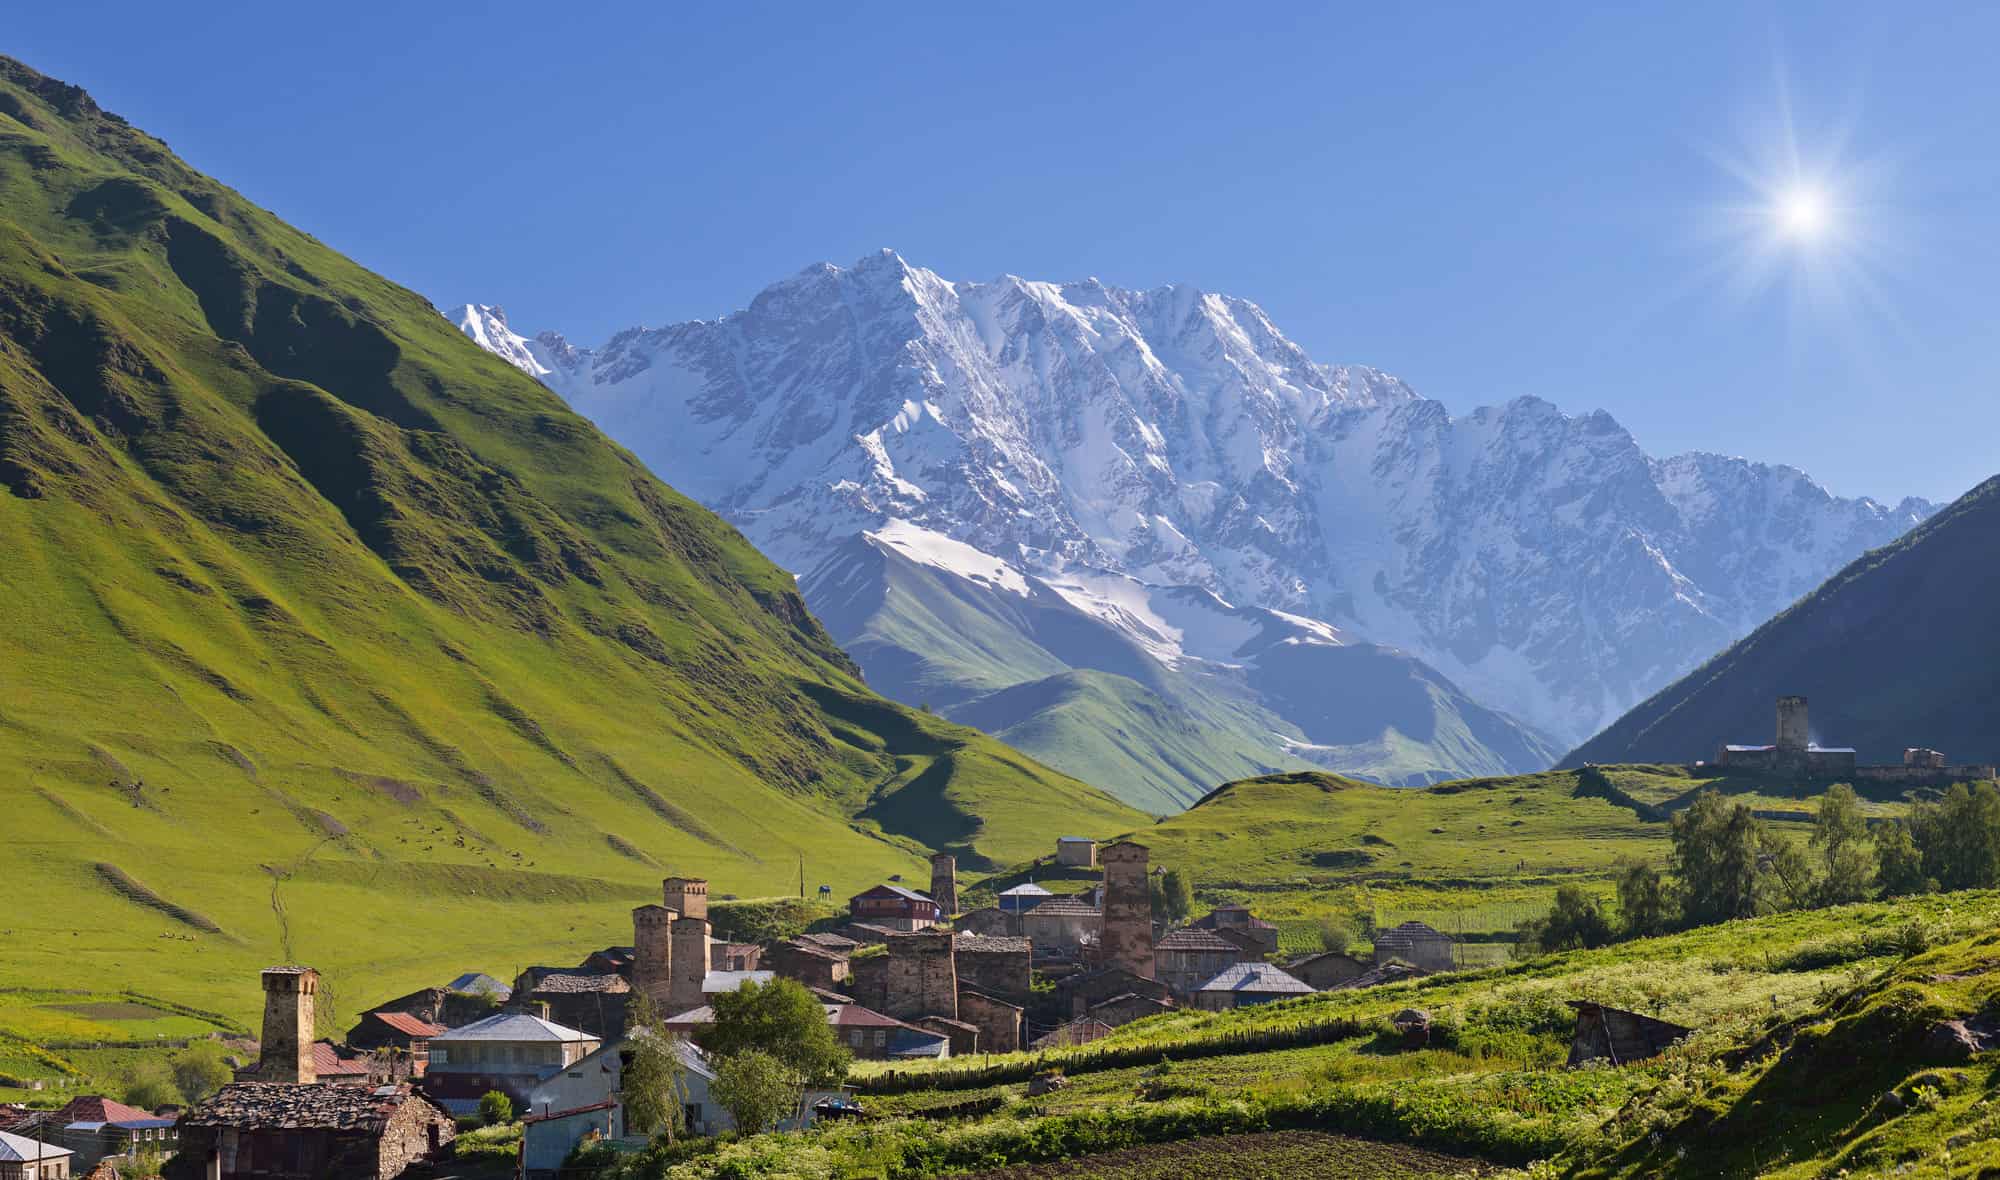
949, 670, 1294, 817
688, 893, 2000, 1178
1567, 473, 2000, 768
0, 56, 1141, 1041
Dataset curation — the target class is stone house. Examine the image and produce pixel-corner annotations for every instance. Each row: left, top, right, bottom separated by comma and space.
954, 934, 1032, 1005
0, 1130, 72, 1180
1285, 950, 1371, 990
345, 1012, 443, 1071
797, 932, 860, 955
1058, 967, 1171, 1019
769, 940, 851, 992
1056, 837, 1098, 868
1021, 897, 1100, 956
1191, 906, 1280, 959
1085, 992, 1173, 1028
844, 953, 889, 1012
1030, 1019, 1113, 1050
954, 907, 1019, 937
512, 972, 634, 1042
1153, 929, 1241, 998
421, 1011, 601, 1116
176, 1083, 453, 1180
957, 989, 1024, 1054
1210, 926, 1272, 963
711, 943, 763, 972
1372, 922, 1456, 973
916, 1017, 980, 1057
1192, 962, 1315, 1011
847, 885, 942, 930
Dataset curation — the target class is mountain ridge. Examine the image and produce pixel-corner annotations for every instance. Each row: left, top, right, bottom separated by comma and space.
456, 251, 1928, 759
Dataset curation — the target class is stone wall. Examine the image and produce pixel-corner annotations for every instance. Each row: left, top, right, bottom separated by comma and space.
663, 877, 708, 921
846, 954, 889, 1012
954, 936, 1031, 1005
378, 1093, 456, 1179
883, 931, 958, 1022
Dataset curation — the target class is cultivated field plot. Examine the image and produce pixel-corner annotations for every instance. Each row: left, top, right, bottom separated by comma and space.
958, 1131, 1488, 1178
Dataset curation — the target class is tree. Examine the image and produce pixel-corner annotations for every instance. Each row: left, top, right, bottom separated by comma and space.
706, 978, 849, 1086
477, 1090, 514, 1126
1907, 781, 2000, 892
1877, 821, 1931, 897
619, 995, 690, 1142
1615, 858, 1669, 937
1523, 884, 1613, 953
170, 1043, 232, 1105
1151, 869, 1195, 925
1810, 784, 1876, 906
1314, 914, 1354, 954
1760, 830, 1815, 913
710, 1051, 795, 1136
1670, 790, 1763, 926
123, 1059, 181, 1111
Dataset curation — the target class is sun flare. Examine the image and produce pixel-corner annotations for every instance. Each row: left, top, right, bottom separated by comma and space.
1774, 186, 1831, 241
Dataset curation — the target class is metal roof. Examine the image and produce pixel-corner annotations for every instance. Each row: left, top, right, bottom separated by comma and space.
1057, 836, 1095, 844
702, 970, 775, 993
998, 883, 1052, 896
0, 1130, 73, 1162
430, 1011, 596, 1043
445, 972, 512, 998
853, 883, 938, 906
1196, 962, 1315, 994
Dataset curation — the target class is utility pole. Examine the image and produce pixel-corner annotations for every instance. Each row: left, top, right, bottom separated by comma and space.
798, 854, 805, 899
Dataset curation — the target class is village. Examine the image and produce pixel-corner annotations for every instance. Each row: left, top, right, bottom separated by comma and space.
0, 837, 1502, 1180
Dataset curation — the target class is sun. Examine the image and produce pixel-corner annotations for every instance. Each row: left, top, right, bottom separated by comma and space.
1774, 186, 1831, 242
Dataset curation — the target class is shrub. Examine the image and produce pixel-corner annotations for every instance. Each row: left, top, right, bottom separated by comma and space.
478, 1090, 514, 1126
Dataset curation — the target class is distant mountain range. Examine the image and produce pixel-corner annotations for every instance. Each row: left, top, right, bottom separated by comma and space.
1567, 474, 2000, 769
459, 251, 1930, 805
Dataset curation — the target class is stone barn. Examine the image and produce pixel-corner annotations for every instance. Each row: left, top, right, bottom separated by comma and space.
1153, 929, 1241, 998
1058, 967, 1171, 1018
1372, 922, 1456, 973
1566, 1002, 1692, 1066
957, 989, 1024, 1054
1286, 950, 1370, 990
177, 1083, 453, 1180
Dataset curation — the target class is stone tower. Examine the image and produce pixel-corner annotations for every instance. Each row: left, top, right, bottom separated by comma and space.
928, 853, 958, 918
662, 877, 708, 922
1777, 696, 1809, 754
669, 915, 712, 1012
631, 904, 675, 1011
1099, 841, 1155, 979
249, 966, 317, 1084
884, 929, 958, 1021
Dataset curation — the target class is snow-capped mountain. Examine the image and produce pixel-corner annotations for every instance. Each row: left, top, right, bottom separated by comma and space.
453, 250, 1930, 751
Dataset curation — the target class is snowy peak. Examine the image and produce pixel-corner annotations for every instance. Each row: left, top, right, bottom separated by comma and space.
455, 252, 1932, 746
454, 303, 549, 377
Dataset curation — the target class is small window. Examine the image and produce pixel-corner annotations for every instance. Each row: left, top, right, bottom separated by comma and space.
872, 1029, 886, 1047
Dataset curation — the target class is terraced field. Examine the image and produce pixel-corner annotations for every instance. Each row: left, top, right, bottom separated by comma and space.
959, 1131, 1489, 1178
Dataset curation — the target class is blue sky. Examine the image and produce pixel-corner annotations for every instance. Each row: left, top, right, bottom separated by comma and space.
13, 3, 2000, 503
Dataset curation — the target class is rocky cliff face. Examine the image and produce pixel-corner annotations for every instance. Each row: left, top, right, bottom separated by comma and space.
457, 250, 1928, 749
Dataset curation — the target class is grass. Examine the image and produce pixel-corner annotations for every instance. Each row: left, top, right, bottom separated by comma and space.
748, 892, 2000, 1180
954, 1130, 1492, 1178
0, 52, 1142, 1084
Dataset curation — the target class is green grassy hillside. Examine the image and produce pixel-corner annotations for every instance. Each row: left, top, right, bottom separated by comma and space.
0, 55, 1141, 1042
1568, 473, 2000, 768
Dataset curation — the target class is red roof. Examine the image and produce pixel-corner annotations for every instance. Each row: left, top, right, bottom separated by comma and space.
311, 1041, 371, 1078
55, 1096, 153, 1124
367, 1011, 443, 1039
